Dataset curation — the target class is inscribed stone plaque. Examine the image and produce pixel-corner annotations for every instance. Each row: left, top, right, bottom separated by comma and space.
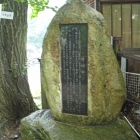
60, 23, 88, 115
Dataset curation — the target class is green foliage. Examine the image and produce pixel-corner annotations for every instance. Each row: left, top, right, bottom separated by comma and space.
15, 0, 25, 2
30, 0, 58, 18
12, 60, 29, 78
21, 60, 29, 75
2, 0, 58, 18
28, 0, 51, 18
12, 62, 18, 78
1, 2, 7, 9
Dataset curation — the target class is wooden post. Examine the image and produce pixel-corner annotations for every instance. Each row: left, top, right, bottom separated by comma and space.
112, 37, 122, 67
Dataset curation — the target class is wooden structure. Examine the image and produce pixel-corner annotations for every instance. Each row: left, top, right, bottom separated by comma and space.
113, 38, 140, 137
83, 0, 94, 7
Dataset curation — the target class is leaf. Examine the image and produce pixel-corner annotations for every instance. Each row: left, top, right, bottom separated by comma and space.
13, 0, 58, 18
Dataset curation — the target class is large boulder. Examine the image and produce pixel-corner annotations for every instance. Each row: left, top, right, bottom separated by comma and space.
20, 110, 138, 140
41, 0, 126, 125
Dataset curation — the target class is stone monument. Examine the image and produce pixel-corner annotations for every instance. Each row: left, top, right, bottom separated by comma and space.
41, 0, 126, 125
20, 0, 138, 139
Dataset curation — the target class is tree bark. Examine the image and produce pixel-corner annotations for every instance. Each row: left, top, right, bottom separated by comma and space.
0, 0, 37, 136
0, 0, 4, 4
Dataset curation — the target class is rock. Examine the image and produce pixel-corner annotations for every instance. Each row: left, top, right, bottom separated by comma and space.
20, 110, 138, 140
41, 0, 126, 125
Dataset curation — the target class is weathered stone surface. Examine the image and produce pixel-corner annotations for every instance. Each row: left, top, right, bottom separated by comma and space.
20, 110, 138, 140
41, 0, 126, 125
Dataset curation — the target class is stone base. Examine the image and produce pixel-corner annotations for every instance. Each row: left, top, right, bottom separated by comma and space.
20, 110, 138, 140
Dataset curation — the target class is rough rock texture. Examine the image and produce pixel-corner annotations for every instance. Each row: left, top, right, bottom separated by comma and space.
41, 0, 126, 125
20, 110, 138, 140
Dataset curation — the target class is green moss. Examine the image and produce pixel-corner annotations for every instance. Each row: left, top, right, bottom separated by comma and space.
20, 110, 138, 140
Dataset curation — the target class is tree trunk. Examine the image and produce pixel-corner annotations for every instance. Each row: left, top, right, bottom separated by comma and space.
0, 0, 37, 136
